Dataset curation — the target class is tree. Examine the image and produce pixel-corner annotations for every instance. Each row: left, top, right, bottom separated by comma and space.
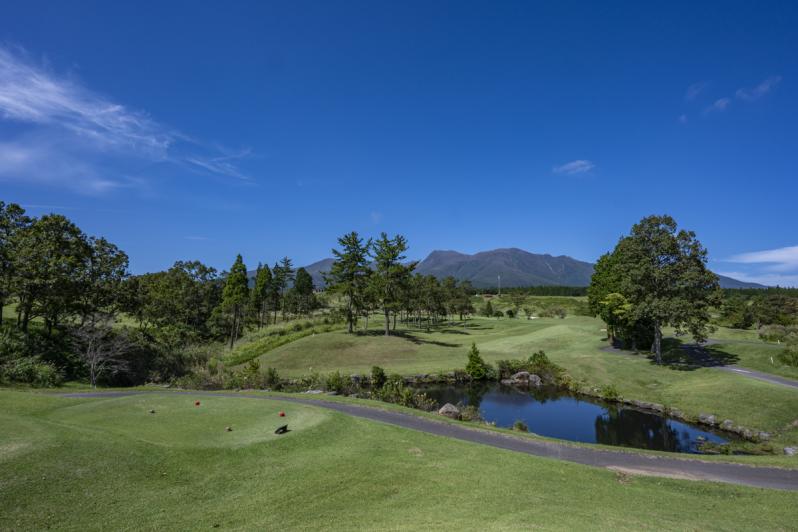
76, 237, 129, 323
72, 314, 131, 388
292, 267, 316, 316
325, 232, 372, 333
12, 214, 91, 335
0, 202, 29, 325
272, 256, 295, 321
250, 263, 273, 328
482, 300, 494, 317
221, 254, 249, 348
591, 215, 721, 364
369, 233, 415, 336
465, 342, 491, 380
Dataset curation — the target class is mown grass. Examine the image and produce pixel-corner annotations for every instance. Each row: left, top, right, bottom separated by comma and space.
257, 315, 798, 451
2, 389, 797, 531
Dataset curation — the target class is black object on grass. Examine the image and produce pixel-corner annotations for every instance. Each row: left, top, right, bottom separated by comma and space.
274, 424, 289, 435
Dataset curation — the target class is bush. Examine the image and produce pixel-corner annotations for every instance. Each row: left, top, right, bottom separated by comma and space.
513, 420, 528, 432
506, 309, 516, 319
325, 370, 348, 394
497, 350, 564, 384
759, 324, 798, 343
459, 404, 482, 422
493, 310, 504, 319
265, 367, 281, 389
465, 343, 492, 380
371, 365, 387, 389
599, 384, 621, 401
1, 358, 63, 387
777, 346, 798, 367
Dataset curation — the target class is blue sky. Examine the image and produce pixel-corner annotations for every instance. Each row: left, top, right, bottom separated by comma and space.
1, 1, 796, 285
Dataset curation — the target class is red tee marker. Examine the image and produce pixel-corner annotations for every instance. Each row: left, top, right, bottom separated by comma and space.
279, 411, 285, 417
195, 401, 201, 407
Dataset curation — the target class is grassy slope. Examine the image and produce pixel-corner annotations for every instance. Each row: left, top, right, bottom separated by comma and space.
2, 390, 797, 531
258, 315, 798, 450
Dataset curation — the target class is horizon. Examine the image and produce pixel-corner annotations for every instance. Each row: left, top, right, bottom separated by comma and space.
1, 2, 797, 285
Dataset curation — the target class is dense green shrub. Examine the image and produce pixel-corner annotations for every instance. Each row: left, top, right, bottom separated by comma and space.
465, 343, 493, 380
459, 404, 482, 422
371, 365, 387, 389
759, 325, 798, 343
513, 420, 528, 432
265, 367, 281, 389
599, 384, 621, 401
1, 358, 63, 387
777, 346, 798, 367
496, 350, 564, 384
325, 370, 348, 394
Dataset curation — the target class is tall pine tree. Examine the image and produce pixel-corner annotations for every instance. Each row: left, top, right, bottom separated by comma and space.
221, 254, 249, 348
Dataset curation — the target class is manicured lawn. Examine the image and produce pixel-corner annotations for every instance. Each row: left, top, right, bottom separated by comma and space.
256, 315, 798, 450
1, 389, 797, 531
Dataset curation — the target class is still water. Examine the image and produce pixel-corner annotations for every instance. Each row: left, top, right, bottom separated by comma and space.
419, 383, 733, 453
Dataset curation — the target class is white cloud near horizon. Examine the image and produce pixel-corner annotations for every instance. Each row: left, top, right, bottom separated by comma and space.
0, 45, 250, 193
553, 160, 594, 175
736, 76, 782, 101
719, 244, 798, 287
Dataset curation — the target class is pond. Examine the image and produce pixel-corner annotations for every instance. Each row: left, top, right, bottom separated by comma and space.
418, 383, 735, 453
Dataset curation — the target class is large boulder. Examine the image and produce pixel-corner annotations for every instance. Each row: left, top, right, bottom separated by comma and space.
438, 403, 461, 419
698, 413, 717, 426
502, 371, 542, 387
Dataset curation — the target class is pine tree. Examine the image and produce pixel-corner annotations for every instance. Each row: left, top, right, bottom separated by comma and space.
221, 254, 249, 348
370, 233, 415, 336
250, 263, 273, 328
325, 231, 372, 333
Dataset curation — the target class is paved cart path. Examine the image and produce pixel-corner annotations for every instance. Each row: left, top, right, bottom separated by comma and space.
61, 390, 798, 491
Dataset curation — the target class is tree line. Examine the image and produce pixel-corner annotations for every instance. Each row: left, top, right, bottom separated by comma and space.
324, 231, 475, 335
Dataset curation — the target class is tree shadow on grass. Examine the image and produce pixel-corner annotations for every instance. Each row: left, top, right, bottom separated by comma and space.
655, 338, 740, 371
355, 329, 459, 348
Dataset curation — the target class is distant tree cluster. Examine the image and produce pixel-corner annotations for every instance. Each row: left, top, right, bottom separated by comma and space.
325, 231, 475, 335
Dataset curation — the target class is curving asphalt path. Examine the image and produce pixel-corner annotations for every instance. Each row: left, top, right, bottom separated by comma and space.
61, 390, 798, 491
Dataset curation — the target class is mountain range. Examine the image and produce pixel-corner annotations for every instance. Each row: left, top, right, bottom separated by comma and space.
275, 248, 765, 290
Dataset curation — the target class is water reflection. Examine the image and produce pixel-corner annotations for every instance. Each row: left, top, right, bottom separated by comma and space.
419, 383, 732, 453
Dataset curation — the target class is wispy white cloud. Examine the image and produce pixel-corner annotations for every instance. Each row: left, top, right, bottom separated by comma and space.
736, 76, 782, 101
685, 81, 708, 101
703, 97, 732, 115
553, 160, 594, 175
727, 245, 798, 269
719, 244, 798, 287
0, 45, 250, 193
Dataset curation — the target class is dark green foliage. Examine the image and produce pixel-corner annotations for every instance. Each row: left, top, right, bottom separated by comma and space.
505, 309, 515, 319
482, 300, 494, 317
326, 370, 348, 394
493, 310, 504, 319
777, 346, 798, 367
588, 215, 721, 364
465, 343, 492, 380
1, 357, 62, 387
371, 365, 387, 388
496, 350, 565, 384
326, 232, 372, 333
599, 384, 621, 401
220, 254, 249, 348
512, 420, 528, 432
369, 232, 415, 336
